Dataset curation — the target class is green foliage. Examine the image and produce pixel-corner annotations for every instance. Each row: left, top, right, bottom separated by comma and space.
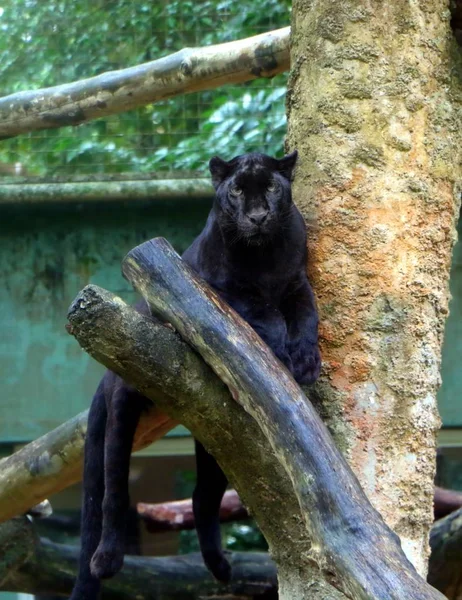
0, 0, 289, 176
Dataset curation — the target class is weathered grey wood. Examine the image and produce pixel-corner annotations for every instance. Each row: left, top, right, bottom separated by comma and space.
120, 237, 445, 600
0, 28, 289, 139
67, 285, 345, 599
428, 506, 462, 599
0, 179, 213, 205
0, 517, 276, 599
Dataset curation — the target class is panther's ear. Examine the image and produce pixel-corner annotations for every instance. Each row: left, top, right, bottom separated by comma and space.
209, 156, 232, 189
276, 150, 298, 180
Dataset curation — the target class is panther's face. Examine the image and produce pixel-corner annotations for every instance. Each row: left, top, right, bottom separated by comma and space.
209, 151, 298, 245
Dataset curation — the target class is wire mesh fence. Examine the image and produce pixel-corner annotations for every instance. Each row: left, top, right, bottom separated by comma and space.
0, 0, 290, 179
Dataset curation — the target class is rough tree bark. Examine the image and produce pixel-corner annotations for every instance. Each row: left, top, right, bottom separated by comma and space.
286, 0, 462, 592
0, 28, 289, 140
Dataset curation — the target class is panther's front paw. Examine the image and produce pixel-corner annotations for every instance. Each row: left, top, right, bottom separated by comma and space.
290, 340, 321, 385
90, 543, 124, 579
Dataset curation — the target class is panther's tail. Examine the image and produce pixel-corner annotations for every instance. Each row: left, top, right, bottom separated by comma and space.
70, 380, 107, 600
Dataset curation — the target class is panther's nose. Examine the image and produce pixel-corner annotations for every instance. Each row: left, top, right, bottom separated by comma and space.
248, 210, 268, 226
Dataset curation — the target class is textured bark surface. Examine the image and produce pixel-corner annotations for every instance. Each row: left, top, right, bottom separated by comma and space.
286, 0, 462, 585
0, 517, 276, 599
0, 28, 289, 139
0, 406, 175, 524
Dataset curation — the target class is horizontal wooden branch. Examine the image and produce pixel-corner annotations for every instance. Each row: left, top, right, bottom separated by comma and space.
121, 237, 445, 600
0, 517, 276, 599
138, 489, 248, 533
0, 179, 213, 205
0, 405, 176, 523
0, 28, 289, 140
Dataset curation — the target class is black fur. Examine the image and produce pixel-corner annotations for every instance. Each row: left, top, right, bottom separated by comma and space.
70, 151, 320, 599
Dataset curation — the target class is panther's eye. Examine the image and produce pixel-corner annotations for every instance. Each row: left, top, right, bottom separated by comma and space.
229, 185, 242, 197
267, 181, 278, 193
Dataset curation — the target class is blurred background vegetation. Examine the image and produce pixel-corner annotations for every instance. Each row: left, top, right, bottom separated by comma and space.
0, 0, 289, 176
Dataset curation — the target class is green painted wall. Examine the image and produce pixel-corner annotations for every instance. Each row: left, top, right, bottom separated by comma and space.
0, 199, 210, 442
437, 216, 462, 428
0, 198, 461, 442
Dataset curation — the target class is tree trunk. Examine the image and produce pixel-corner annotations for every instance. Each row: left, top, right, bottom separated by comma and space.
286, 0, 462, 592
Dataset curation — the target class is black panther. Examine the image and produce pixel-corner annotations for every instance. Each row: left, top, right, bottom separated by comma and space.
70, 150, 321, 600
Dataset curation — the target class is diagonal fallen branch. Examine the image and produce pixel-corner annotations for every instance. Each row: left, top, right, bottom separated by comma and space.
65, 237, 444, 600
0, 517, 276, 599
0, 27, 289, 140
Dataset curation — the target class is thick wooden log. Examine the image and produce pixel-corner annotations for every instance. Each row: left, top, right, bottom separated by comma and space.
0, 28, 289, 140
0, 517, 276, 599
119, 237, 444, 600
428, 506, 462, 599
138, 489, 248, 533
67, 285, 347, 599
0, 406, 175, 524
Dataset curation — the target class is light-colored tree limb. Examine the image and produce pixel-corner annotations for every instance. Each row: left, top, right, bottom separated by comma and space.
0, 28, 289, 140
0, 406, 176, 523
0, 517, 276, 599
0, 179, 213, 205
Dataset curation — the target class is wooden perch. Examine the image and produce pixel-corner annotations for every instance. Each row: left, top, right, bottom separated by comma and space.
428, 506, 462, 599
0, 178, 213, 205
65, 238, 445, 600
0, 406, 175, 523
121, 238, 446, 600
138, 489, 248, 533
0, 28, 289, 140
0, 517, 276, 599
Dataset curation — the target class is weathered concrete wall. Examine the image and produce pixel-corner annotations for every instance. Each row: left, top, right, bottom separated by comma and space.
0, 199, 209, 442
287, 0, 462, 578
